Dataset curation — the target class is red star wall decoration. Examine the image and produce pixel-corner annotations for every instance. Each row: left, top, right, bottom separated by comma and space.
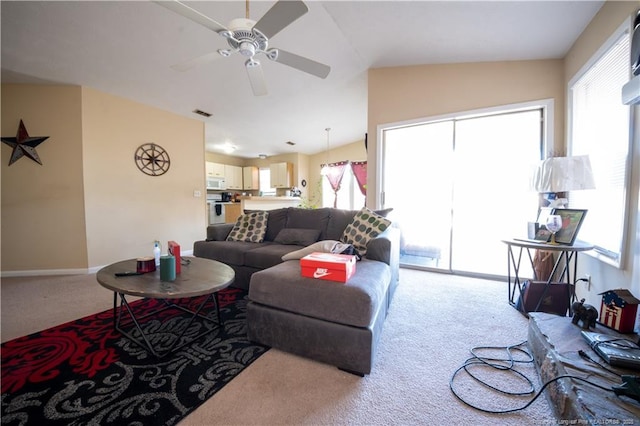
1, 120, 50, 166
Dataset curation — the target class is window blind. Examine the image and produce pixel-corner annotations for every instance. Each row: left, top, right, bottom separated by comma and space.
569, 27, 631, 265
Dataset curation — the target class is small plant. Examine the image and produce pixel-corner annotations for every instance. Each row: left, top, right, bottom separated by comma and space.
298, 177, 323, 209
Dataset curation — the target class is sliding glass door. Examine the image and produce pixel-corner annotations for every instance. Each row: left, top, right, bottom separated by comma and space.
382, 105, 543, 277
383, 121, 454, 270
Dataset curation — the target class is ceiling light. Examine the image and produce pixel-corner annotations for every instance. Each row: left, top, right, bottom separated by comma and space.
215, 142, 237, 154
258, 154, 267, 159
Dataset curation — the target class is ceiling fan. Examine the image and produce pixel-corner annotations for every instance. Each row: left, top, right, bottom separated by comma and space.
154, 0, 331, 96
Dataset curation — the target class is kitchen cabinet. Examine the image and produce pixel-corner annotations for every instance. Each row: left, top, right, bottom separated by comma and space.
225, 203, 242, 223
225, 165, 243, 190
243, 166, 259, 190
270, 162, 292, 188
206, 162, 225, 178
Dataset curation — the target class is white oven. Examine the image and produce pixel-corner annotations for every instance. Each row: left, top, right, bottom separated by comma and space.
207, 194, 226, 224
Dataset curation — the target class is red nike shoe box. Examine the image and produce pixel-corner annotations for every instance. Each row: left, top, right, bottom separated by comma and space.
300, 252, 357, 283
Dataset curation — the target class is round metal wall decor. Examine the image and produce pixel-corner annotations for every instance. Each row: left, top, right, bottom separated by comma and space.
134, 143, 170, 176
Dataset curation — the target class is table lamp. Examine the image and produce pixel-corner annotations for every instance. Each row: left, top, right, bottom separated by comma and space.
531, 155, 595, 208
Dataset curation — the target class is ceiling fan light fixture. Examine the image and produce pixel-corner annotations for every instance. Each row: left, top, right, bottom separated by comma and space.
239, 41, 256, 57
246, 58, 260, 68
158, 0, 330, 96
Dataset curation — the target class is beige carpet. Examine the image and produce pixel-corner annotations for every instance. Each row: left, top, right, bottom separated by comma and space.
1, 268, 555, 425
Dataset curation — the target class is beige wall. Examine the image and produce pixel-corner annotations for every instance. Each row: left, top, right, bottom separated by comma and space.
563, 1, 640, 306
1, 85, 88, 272
81, 87, 205, 268
1, 84, 205, 274
367, 59, 565, 208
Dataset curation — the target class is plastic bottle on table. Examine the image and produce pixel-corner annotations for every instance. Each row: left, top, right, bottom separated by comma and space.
153, 241, 161, 267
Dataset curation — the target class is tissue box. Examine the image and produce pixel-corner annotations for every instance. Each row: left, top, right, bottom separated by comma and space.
300, 252, 357, 283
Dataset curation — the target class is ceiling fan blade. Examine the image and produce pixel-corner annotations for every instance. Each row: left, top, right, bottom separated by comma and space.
171, 51, 221, 72
153, 0, 228, 33
270, 49, 330, 79
246, 60, 268, 96
254, 0, 308, 39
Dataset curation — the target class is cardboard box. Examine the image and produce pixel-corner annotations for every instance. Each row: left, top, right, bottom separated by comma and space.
300, 252, 357, 283
599, 289, 640, 333
168, 241, 181, 274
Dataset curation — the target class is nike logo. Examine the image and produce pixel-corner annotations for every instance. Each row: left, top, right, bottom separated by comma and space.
313, 268, 330, 279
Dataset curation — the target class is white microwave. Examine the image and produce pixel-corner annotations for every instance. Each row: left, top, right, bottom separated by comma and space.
207, 177, 226, 190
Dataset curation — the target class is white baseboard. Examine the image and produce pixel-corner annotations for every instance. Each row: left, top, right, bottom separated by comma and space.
1, 250, 195, 278
1, 268, 91, 278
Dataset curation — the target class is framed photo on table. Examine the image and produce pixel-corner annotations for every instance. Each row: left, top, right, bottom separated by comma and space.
551, 208, 587, 245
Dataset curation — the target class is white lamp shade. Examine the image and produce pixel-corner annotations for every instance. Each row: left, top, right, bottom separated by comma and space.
532, 155, 596, 193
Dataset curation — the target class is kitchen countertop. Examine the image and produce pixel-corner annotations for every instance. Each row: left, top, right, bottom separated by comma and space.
236, 196, 301, 201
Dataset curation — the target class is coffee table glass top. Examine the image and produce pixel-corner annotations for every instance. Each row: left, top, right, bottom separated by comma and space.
97, 256, 235, 299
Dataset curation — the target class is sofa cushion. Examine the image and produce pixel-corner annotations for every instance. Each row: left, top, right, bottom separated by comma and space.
286, 208, 331, 239
249, 259, 391, 328
227, 211, 269, 243
273, 228, 321, 246
263, 208, 289, 242
244, 244, 305, 270
341, 207, 392, 256
193, 240, 266, 266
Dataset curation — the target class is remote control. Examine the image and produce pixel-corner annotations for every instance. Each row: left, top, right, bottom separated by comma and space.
114, 271, 142, 277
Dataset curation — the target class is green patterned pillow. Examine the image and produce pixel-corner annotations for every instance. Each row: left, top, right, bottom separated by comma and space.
226, 211, 269, 243
340, 207, 392, 256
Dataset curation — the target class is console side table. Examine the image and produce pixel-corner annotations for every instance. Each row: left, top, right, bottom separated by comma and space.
501, 239, 593, 316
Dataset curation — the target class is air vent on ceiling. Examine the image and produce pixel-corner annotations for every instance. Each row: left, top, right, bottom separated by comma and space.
192, 109, 212, 117
286, 141, 295, 146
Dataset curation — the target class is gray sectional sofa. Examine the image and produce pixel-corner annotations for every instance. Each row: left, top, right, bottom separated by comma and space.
193, 206, 400, 375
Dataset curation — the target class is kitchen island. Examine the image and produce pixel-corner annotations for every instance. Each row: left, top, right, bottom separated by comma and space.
237, 196, 302, 213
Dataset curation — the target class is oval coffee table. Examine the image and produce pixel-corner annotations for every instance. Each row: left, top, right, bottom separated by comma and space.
97, 256, 235, 357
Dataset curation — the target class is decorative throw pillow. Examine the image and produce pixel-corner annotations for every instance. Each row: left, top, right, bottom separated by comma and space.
274, 228, 321, 246
226, 211, 269, 243
340, 207, 392, 256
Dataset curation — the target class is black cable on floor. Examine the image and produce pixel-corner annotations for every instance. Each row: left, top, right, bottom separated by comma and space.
449, 340, 615, 414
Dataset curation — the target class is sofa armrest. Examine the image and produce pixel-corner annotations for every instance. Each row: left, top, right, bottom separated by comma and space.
365, 227, 398, 264
206, 223, 234, 241
365, 226, 401, 308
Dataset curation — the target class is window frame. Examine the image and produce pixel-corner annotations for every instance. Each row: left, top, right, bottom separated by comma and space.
567, 18, 634, 268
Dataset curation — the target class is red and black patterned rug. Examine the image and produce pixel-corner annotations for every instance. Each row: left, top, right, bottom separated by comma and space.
1, 288, 268, 425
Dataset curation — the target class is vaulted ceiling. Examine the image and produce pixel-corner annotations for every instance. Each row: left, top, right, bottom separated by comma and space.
1, 1, 603, 158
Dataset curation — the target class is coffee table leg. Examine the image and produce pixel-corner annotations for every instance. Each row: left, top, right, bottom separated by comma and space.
113, 292, 225, 358
214, 292, 223, 326
112, 291, 118, 330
